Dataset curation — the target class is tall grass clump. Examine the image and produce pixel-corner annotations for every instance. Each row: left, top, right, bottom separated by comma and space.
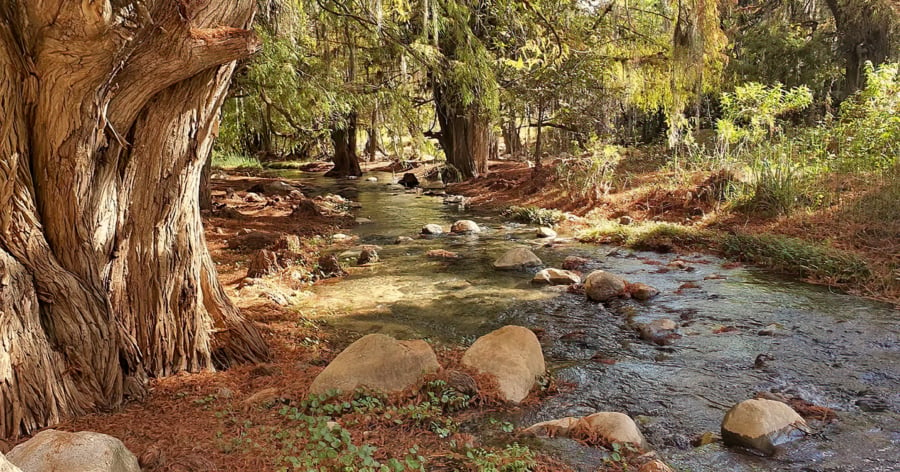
722, 233, 870, 283
212, 150, 263, 170
503, 205, 568, 227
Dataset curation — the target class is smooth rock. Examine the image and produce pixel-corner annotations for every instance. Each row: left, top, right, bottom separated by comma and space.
573, 412, 647, 448
421, 224, 444, 235
365, 177, 378, 182
357, 247, 379, 265
583, 270, 627, 302
639, 460, 674, 472
523, 417, 580, 438
243, 192, 266, 203
310, 334, 440, 395
355, 217, 373, 224
493, 248, 542, 271
7, 430, 140, 472
451, 220, 481, 234
461, 326, 545, 403
629, 282, 660, 301
0, 453, 21, 472
536, 227, 557, 238
532, 268, 581, 286
638, 319, 679, 345
332, 233, 352, 241
721, 398, 809, 455
395, 236, 414, 244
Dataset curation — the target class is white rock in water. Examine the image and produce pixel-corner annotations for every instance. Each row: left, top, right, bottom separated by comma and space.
721, 398, 809, 455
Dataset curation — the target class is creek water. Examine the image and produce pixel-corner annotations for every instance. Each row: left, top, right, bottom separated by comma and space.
284, 170, 899, 472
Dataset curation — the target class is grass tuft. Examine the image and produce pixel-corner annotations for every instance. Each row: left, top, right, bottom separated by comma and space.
721, 233, 870, 283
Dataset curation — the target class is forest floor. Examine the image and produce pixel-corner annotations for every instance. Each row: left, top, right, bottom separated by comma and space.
36, 154, 896, 472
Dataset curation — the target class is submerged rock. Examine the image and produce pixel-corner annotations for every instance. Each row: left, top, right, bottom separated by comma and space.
638, 319, 680, 345
357, 247, 379, 265
721, 398, 809, 455
7, 430, 140, 472
450, 220, 481, 234
462, 325, 545, 403
562, 255, 589, 270
583, 270, 627, 302
628, 282, 660, 301
493, 248, 542, 271
531, 268, 581, 285
310, 334, 440, 395
536, 227, 557, 238
421, 224, 444, 235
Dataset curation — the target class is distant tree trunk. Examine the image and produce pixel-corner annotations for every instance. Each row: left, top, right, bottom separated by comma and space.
364, 127, 380, 161
0, 0, 268, 439
433, 82, 490, 181
533, 100, 545, 171
501, 114, 523, 158
825, 0, 896, 95
326, 113, 362, 177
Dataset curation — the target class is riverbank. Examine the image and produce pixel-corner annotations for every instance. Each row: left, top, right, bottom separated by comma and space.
447, 158, 898, 306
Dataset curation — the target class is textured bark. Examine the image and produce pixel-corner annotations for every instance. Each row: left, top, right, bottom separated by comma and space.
433, 83, 490, 181
0, 0, 269, 438
325, 113, 362, 178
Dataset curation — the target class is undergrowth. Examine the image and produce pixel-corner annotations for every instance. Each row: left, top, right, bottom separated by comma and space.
503, 206, 568, 227
212, 151, 263, 170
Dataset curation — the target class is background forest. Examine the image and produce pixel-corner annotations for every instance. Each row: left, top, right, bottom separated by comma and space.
215, 0, 898, 298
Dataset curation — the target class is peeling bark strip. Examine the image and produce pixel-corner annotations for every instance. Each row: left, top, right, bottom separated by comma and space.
0, 0, 269, 438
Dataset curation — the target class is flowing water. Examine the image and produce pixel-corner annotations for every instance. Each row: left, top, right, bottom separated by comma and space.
284, 170, 899, 472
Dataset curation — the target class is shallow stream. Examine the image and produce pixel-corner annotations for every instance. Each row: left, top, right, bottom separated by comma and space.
286, 170, 899, 472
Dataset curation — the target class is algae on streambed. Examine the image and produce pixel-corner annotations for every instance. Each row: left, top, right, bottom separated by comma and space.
292, 171, 899, 472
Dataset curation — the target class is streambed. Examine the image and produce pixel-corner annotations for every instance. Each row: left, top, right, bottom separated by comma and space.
286, 170, 899, 472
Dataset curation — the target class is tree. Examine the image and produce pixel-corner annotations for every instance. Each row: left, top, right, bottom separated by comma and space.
825, 0, 897, 95
0, 0, 268, 438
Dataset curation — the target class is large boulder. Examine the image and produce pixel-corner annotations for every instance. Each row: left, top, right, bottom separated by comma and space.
493, 248, 542, 271
531, 268, 581, 286
583, 270, 627, 302
0, 453, 21, 472
7, 430, 140, 472
721, 398, 809, 455
461, 326, 545, 403
451, 220, 481, 234
310, 334, 440, 395
572, 412, 647, 449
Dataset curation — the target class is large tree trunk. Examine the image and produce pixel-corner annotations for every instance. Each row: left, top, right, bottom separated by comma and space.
325, 113, 363, 177
0, 0, 269, 439
825, 0, 896, 96
433, 83, 490, 181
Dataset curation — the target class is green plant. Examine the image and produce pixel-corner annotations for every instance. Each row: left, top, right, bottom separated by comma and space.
554, 144, 625, 201
464, 444, 537, 472
502, 205, 567, 227
716, 82, 813, 147
211, 150, 263, 170
722, 233, 870, 283
739, 151, 809, 216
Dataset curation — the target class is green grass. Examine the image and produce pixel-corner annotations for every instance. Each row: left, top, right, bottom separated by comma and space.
721, 233, 871, 283
576, 220, 714, 250
212, 151, 262, 170
577, 219, 872, 285
502, 206, 568, 227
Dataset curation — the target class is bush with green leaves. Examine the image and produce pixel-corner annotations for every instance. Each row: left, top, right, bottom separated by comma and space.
716, 82, 813, 147
554, 143, 625, 201
502, 206, 567, 227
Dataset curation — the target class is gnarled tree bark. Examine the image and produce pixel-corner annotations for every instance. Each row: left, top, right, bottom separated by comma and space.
0, 0, 269, 438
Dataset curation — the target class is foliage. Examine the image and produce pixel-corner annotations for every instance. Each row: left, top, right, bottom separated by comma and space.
502, 206, 567, 227
554, 144, 624, 201
211, 150, 263, 170
716, 83, 813, 146
722, 233, 871, 284
577, 220, 713, 251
